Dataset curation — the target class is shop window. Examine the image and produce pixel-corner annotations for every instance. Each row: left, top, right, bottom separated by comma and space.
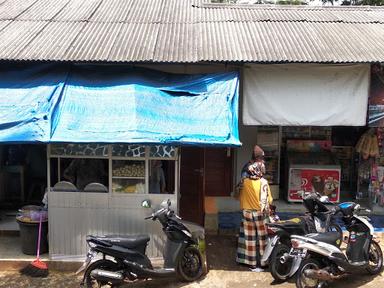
49, 144, 178, 194
60, 158, 109, 191
148, 159, 175, 194
112, 160, 145, 194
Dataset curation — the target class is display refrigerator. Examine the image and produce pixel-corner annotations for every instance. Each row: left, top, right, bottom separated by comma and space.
286, 140, 341, 203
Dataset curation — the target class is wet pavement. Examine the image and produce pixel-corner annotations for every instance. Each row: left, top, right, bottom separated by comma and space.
0, 234, 383, 288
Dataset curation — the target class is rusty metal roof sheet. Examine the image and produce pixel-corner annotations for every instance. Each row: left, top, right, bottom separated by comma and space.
0, 0, 384, 63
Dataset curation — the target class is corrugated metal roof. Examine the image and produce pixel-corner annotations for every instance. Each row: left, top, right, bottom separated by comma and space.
0, 0, 383, 63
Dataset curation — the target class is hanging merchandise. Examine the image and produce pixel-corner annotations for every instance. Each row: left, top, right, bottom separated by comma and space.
356, 128, 384, 207
373, 128, 384, 207
355, 128, 379, 160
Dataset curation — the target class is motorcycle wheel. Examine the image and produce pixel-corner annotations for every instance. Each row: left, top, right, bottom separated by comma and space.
83, 259, 121, 288
270, 244, 293, 283
296, 258, 325, 288
366, 241, 383, 275
177, 246, 203, 282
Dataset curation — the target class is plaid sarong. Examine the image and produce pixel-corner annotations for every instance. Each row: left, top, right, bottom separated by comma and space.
236, 209, 267, 267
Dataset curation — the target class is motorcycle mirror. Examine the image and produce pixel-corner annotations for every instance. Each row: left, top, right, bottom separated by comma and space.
141, 199, 151, 208
320, 196, 330, 203
161, 199, 171, 208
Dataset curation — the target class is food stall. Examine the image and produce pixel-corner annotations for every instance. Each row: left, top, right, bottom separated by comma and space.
47, 144, 179, 260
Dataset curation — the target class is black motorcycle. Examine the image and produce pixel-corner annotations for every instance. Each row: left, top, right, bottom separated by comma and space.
292, 202, 383, 288
76, 200, 205, 287
263, 192, 342, 283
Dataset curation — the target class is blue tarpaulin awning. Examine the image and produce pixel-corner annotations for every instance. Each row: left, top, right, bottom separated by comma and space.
0, 64, 240, 146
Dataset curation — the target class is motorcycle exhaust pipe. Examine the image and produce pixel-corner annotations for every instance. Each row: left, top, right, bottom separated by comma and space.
90, 269, 124, 285
304, 269, 345, 281
123, 260, 176, 278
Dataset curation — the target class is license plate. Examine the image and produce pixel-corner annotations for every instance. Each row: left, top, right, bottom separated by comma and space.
75, 252, 94, 275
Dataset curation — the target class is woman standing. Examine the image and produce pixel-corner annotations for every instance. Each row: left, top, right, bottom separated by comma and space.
236, 145, 273, 271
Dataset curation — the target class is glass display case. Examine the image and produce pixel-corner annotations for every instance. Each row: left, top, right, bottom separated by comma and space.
112, 160, 145, 193
49, 144, 178, 195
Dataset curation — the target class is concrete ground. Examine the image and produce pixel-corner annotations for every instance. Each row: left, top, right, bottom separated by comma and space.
0, 234, 383, 288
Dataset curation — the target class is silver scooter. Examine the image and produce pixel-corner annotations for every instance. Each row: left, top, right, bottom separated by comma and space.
290, 201, 383, 288
262, 192, 342, 282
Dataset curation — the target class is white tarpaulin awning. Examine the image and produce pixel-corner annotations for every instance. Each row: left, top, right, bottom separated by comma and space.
243, 64, 370, 126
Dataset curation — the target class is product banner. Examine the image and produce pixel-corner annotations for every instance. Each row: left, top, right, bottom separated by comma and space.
243, 64, 370, 126
288, 168, 341, 203
368, 65, 384, 127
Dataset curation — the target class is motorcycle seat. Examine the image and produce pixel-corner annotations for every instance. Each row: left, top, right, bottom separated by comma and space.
98, 234, 150, 249
306, 231, 341, 247
268, 217, 307, 231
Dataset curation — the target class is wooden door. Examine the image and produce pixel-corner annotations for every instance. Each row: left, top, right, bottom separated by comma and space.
179, 147, 204, 226
179, 147, 234, 226
204, 148, 233, 197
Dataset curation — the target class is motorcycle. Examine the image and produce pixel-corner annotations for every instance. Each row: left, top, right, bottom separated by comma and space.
263, 192, 342, 283
291, 201, 383, 288
76, 199, 205, 287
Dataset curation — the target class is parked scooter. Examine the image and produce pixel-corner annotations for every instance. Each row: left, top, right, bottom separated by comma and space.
76, 200, 205, 287
291, 201, 383, 288
263, 192, 342, 282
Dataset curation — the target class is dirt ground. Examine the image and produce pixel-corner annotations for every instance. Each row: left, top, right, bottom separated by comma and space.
0, 234, 383, 288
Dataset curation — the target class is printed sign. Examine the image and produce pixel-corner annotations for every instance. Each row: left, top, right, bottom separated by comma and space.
288, 168, 340, 203
368, 65, 384, 127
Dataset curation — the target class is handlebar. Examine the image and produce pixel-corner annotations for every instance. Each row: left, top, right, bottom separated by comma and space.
354, 204, 371, 213
144, 215, 153, 220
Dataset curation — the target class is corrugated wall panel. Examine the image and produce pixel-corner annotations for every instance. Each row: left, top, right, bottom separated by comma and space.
199, 20, 384, 63
49, 192, 176, 259
53, 0, 103, 22
0, 20, 10, 31
123, 0, 163, 23
109, 23, 159, 62
1, 1, 384, 63
162, 0, 196, 23
154, 23, 198, 63
65, 22, 123, 61
0, 20, 47, 59
17, 21, 86, 60
16, 0, 71, 21
89, 0, 134, 23
0, 0, 36, 20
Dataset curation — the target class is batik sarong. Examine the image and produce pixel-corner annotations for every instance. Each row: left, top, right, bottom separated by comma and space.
236, 209, 267, 267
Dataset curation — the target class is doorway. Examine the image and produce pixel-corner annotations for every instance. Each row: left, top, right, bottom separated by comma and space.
179, 147, 233, 227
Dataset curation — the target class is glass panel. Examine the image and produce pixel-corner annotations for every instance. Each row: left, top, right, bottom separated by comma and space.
112, 160, 145, 194
112, 178, 145, 194
149, 145, 176, 158
59, 158, 108, 191
112, 160, 145, 178
112, 145, 145, 157
149, 160, 175, 194
51, 144, 108, 157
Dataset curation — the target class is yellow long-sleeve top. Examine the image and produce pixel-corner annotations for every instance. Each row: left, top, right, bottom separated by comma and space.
239, 178, 273, 211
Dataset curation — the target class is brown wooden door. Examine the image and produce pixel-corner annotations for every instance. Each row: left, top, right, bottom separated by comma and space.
179, 147, 233, 226
204, 148, 233, 197
179, 147, 204, 226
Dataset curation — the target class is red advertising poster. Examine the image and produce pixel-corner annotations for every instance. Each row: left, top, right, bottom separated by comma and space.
368, 64, 384, 127
288, 168, 340, 203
